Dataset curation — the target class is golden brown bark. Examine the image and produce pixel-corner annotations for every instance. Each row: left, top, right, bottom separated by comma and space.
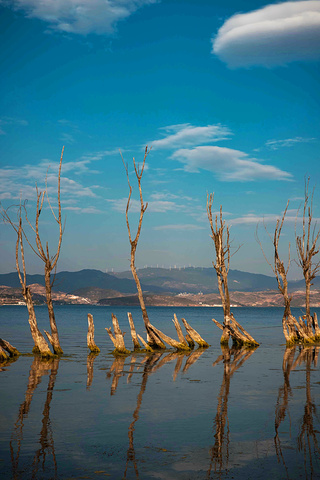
181, 317, 209, 348
106, 313, 130, 355
121, 147, 165, 349
87, 314, 100, 353
127, 312, 141, 350
0, 338, 20, 357
207, 193, 258, 347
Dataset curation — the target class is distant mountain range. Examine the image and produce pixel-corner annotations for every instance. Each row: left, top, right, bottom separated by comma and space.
0, 267, 316, 296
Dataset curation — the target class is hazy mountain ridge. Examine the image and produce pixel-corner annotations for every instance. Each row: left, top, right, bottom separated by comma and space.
0, 267, 319, 307
0, 267, 316, 296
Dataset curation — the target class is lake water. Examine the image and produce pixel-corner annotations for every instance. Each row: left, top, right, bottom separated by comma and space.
0, 305, 319, 479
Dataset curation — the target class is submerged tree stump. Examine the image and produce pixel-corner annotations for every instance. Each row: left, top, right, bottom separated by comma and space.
148, 323, 190, 352
212, 315, 259, 348
0, 345, 8, 361
0, 338, 20, 357
137, 334, 153, 352
87, 314, 100, 353
181, 318, 209, 348
127, 312, 141, 351
106, 314, 130, 355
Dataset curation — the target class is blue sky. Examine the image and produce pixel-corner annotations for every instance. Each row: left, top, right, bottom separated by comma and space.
0, 0, 319, 278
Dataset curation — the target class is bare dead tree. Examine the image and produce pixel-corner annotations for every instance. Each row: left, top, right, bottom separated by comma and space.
257, 186, 320, 345
256, 201, 300, 344
296, 178, 320, 339
207, 193, 259, 347
0, 202, 53, 357
120, 147, 166, 349
24, 148, 65, 354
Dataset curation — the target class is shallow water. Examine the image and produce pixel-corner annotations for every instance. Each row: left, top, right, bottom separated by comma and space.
0, 305, 319, 479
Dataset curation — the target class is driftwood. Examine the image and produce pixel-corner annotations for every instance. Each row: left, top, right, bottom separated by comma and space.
127, 312, 141, 350
87, 314, 100, 353
106, 314, 130, 355
181, 317, 209, 348
0, 338, 20, 357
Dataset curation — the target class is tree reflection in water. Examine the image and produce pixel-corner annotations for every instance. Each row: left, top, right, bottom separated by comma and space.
106, 349, 207, 479
275, 345, 320, 478
208, 345, 257, 478
10, 357, 60, 479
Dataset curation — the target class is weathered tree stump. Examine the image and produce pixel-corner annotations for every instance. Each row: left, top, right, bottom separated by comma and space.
137, 334, 153, 352
106, 314, 130, 355
212, 315, 259, 348
127, 312, 141, 351
0, 345, 8, 361
181, 317, 209, 348
148, 323, 190, 351
0, 338, 20, 357
185, 334, 195, 349
87, 314, 100, 353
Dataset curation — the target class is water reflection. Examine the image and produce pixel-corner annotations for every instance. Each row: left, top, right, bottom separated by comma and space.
208, 346, 257, 478
106, 349, 207, 478
86, 352, 99, 390
275, 345, 320, 479
10, 357, 60, 479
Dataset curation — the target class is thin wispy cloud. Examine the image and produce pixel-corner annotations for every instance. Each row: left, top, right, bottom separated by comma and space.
171, 146, 292, 181
64, 206, 103, 214
0, 154, 103, 202
154, 224, 206, 231
107, 197, 186, 213
150, 123, 231, 149
212, 1, 320, 67
4, 0, 157, 35
265, 137, 316, 150
0, 116, 28, 135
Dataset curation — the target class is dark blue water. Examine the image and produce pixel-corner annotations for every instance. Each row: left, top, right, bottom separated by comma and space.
0, 305, 319, 479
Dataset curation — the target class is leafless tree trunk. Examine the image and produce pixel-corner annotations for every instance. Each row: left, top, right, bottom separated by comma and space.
121, 147, 166, 349
0, 203, 53, 356
24, 148, 65, 354
0, 338, 20, 357
256, 201, 300, 344
87, 314, 100, 353
207, 193, 259, 347
296, 178, 320, 341
106, 313, 130, 355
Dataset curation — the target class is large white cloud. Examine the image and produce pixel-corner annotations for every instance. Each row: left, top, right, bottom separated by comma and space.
171, 146, 292, 181
150, 123, 231, 149
212, 1, 320, 67
4, 0, 157, 35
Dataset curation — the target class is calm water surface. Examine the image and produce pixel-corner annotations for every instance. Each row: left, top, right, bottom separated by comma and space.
0, 305, 319, 479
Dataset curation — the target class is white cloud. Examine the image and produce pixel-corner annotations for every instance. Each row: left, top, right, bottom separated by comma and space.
64, 206, 103, 214
171, 146, 292, 181
6, 0, 157, 35
0, 152, 103, 203
154, 224, 206, 231
212, 1, 320, 67
150, 123, 231, 149
265, 136, 316, 150
107, 197, 185, 213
